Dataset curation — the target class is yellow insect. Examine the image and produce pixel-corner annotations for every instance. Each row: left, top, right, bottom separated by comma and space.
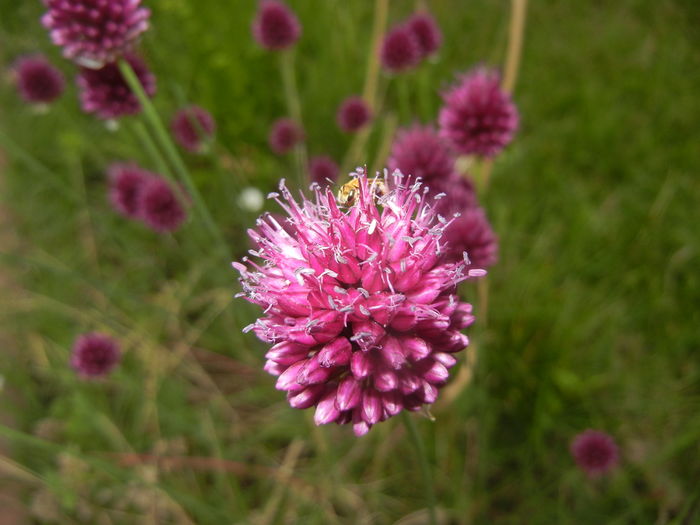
337, 177, 387, 207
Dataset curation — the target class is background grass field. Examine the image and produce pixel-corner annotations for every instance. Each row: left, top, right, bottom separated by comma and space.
1, 1, 699, 523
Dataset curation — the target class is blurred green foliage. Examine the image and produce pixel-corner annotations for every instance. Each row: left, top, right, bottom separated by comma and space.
0, 1, 699, 523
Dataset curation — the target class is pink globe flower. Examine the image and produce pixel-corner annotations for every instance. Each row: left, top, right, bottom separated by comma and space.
13, 55, 65, 104
71, 332, 120, 378
439, 67, 519, 157
171, 105, 216, 152
407, 12, 442, 59
42, 0, 150, 68
571, 430, 619, 477
388, 125, 455, 183
252, 0, 301, 51
380, 24, 421, 73
336, 96, 372, 133
269, 118, 304, 154
77, 53, 156, 120
138, 177, 187, 233
309, 156, 339, 185
107, 163, 151, 218
234, 169, 485, 436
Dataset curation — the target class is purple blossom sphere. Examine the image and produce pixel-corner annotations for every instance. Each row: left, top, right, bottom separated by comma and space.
234, 169, 485, 436
380, 24, 421, 73
14, 55, 66, 104
309, 156, 339, 185
571, 429, 619, 477
388, 125, 455, 183
42, 0, 151, 68
71, 332, 120, 378
171, 105, 216, 152
336, 96, 372, 133
407, 12, 442, 59
430, 174, 497, 268
107, 163, 151, 218
439, 68, 519, 157
252, 0, 301, 51
269, 118, 304, 154
138, 177, 187, 233
77, 53, 156, 120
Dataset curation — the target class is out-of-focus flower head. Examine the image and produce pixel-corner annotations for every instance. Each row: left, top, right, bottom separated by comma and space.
269, 118, 304, 154
336, 96, 372, 133
309, 156, 339, 186
439, 67, 519, 157
238, 187, 265, 212
42, 0, 150, 68
13, 55, 65, 104
138, 176, 187, 233
77, 53, 156, 120
571, 429, 620, 477
380, 24, 421, 73
407, 12, 442, 60
234, 168, 486, 436
388, 125, 455, 183
252, 0, 301, 51
71, 332, 120, 378
429, 174, 497, 268
107, 162, 151, 219
171, 105, 216, 153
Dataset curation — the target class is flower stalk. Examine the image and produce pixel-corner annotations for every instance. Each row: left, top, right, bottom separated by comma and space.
402, 412, 437, 525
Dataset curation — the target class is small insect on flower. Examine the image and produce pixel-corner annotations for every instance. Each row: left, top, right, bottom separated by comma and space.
336, 176, 387, 207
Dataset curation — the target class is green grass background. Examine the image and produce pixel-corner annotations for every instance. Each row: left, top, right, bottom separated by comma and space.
1, 0, 699, 523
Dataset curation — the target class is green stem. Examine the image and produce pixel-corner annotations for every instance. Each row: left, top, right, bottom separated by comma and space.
417, 67, 432, 121
402, 412, 437, 525
279, 51, 308, 187
396, 79, 411, 123
118, 59, 228, 256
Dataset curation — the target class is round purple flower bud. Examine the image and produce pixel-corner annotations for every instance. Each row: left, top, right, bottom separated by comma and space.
77, 53, 156, 120
171, 105, 216, 153
380, 24, 421, 73
71, 332, 120, 378
336, 96, 372, 133
234, 169, 486, 436
107, 163, 151, 218
13, 55, 65, 104
252, 0, 301, 51
41, 0, 150, 68
439, 67, 519, 157
309, 156, 339, 186
407, 12, 442, 59
269, 118, 304, 154
388, 125, 455, 183
138, 177, 187, 233
571, 430, 619, 477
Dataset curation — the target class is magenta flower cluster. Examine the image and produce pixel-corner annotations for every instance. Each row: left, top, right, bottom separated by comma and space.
235, 170, 485, 435
309, 156, 339, 185
571, 429, 619, 477
108, 163, 187, 233
252, 0, 301, 51
42, 0, 150, 68
13, 55, 66, 105
71, 332, 121, 378
381, 11, 442, 73
171, 105, 217, 152
439, 68, 519, 157
337, 96, 372, 133
77, 53, 155, 120
269, 118, 304, 155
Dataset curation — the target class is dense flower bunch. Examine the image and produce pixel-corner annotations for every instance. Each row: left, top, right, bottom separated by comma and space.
77, 53, 155, 120
407, 12, 442, 60
108, 163, 187, 233
381, 11, 442, 73
71, 332, 120, 378
235, 170, 485, 435
13, 55, 66, 104
439, 67, 519, 157
309, 156, 339, 185
171, 105, 216, 152
269, 118, 304, 154
42, 0, 151, 68
252, 0, 301, 51
571, 430, 619, 477
337, 96, 372, 133
388, 125, 455, 183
